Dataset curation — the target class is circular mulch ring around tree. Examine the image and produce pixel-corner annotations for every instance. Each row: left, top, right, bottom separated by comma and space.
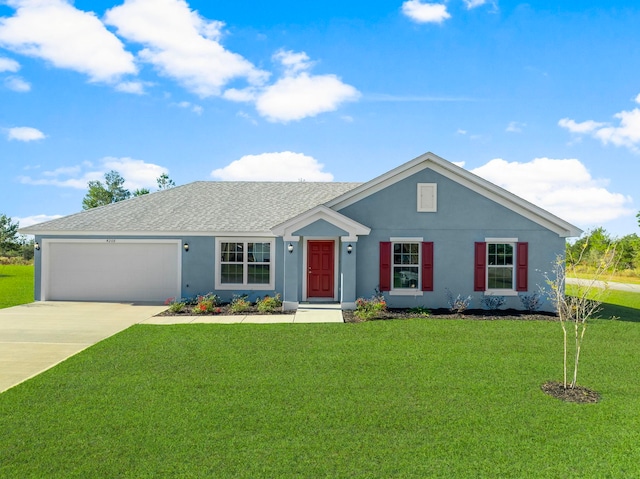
541, 381, 601, 404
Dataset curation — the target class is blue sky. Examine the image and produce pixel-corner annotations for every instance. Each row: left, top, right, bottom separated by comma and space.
1, 0, 639, 236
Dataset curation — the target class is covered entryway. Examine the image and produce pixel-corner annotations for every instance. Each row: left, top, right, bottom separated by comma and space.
42, 239, 181, 302
307, 240, 335, 298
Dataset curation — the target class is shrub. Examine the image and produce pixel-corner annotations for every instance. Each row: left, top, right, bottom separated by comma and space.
354, 295, 387, 320
480, 296, 505, 311
407, 306, 431, 317
445, 288, 472, 315
256, 294, 283, 313
229, 295, 251, 313
519, 293, 543, 312
193, 293, 220, 314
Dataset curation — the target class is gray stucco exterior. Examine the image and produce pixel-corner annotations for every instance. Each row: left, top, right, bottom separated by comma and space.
22, 152, 581, 311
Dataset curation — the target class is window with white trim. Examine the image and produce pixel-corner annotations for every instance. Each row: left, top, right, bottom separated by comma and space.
393, 242, 420, 289
487, 242, 514, 290
217, 239, 275, 289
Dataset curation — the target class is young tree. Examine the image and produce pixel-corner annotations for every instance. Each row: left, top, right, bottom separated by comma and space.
82, 170, 131, 209
132, 188, 150, 196
546, 244, 616, 390
0, 213, 20, 255
156, 172, 176, 190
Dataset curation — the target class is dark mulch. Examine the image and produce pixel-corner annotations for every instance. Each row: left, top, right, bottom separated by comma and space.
342, 308, 558, 323
156, 304, 294, 316
541, 381, 601, 403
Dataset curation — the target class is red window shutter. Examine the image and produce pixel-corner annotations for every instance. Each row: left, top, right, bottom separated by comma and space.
516, 242, 529, 292
379, 242, 391, 291
421, 242, 434, 291
474, 242, 487, 291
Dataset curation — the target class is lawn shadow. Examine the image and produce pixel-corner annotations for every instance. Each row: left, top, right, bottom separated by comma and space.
600, 302, 640, 322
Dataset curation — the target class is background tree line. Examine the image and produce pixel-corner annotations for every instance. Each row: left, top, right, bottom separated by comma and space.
82, 171, 175, 209
566, 226, 640, 273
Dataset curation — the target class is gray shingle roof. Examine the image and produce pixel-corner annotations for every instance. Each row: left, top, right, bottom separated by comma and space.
20, 181, 362, 234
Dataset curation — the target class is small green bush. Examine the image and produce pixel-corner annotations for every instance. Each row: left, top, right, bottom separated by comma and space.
256, 294, 282, 313
407, 306, 431, 317
229, 295, 251, 313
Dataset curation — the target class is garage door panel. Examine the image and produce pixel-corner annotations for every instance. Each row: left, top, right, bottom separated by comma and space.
46, 241, 180, 302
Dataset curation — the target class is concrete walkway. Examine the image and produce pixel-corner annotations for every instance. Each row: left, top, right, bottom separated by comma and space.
0, 301, 344, 393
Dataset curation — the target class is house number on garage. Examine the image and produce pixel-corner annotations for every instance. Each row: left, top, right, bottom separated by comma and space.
105, 239, 116, 243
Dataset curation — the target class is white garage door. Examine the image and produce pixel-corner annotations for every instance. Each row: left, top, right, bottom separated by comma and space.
43, 240, 181, 302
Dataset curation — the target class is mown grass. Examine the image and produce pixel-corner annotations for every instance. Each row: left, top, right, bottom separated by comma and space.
567, 285, 640, 322
1, 320, 639, 478
0, 264, 33, 309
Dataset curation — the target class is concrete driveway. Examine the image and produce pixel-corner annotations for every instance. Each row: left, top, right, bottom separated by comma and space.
0, 301, 167, 393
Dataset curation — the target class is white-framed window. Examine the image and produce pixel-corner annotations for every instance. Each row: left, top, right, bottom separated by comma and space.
486, 239, 517, 292
215, 238, 275, 290
392, 241, 421, 290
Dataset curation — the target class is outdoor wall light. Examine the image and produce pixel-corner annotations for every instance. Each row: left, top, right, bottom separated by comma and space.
34, 242, 40, 251
347, 244, 353, 254
183, 243, 189, 252
288, 243, 294, 253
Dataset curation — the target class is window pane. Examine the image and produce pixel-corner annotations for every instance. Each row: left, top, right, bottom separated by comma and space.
248, 242, 270, 263
393, 266, 419, 289
221, 242, 243, 262
221, 264, 243, 284
248, 264, 270, 284
488, 267, 513, 289
393, 242, 419, 265
488, 243, 513, 266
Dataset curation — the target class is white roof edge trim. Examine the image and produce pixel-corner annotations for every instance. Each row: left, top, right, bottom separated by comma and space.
327, 151, 582, 238
271, 205, 371, 239
26, 230, 278, 237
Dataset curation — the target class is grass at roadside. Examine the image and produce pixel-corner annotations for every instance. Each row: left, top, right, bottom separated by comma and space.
568, 271, 640, 285
0, 264, 33, 309
1, 320, 640, 478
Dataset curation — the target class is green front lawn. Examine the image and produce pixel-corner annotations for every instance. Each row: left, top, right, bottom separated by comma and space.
2, 320, 639, 478
0, 264, 33, 309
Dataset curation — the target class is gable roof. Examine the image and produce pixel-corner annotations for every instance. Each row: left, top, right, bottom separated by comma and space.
326, 152, 582, 238
20, 181, 362, 236
19, 152, 582, 238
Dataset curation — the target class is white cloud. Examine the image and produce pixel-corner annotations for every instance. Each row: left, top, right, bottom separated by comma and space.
173, 100, 203, 114
115, 81, 147, 95
402, 1, 451, 24
255, 72, 360, 123
7, 126, 45, 141
559, 98, 640, 152
104, 0, 268, 97
470, 157, 634, 225
226, 49, 360, 123
463, 0, 487, 7
4, 75, 30, 91
19, 157, 167, 190
558, 118, 606, 134
0, 56, 20, 72
0, 0, 136, 83
15, 214, 63, 228
506, 121, 526, 133
211, 151, 334, 181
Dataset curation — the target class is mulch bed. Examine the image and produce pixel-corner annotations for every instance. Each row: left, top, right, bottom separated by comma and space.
541, 381, 601, 403
342, 308, 558, 323
156, 305, 294, 316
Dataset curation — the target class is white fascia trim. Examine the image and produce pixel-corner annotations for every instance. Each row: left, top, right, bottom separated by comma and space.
271, 205, 370, 241
29, 230, 277, 237
326, 151, 582, 238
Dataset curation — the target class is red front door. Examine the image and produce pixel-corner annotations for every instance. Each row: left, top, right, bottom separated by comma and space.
307, 241, 335, 298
